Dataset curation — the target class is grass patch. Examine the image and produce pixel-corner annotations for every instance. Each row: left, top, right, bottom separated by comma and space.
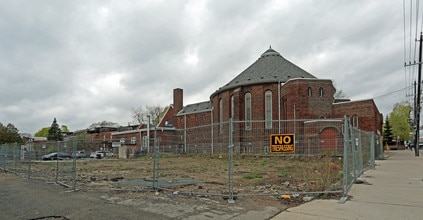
278, 172, 288, 177
243, 172, 263, 179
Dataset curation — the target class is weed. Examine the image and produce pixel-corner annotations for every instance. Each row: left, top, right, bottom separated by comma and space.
278, 172, 288, 177
243, 172, 263, 179
261, 160, 270, 166
243, 173, 255, 179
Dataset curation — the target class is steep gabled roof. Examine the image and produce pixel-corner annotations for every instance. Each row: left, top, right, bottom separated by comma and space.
177, 101, 212, 116
211, 47, 316, 98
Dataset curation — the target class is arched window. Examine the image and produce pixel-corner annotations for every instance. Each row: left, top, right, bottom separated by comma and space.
319, 87, 323, 97
231, 95, 235, 119
219, 98, 223, 133
307, 87, 312, 97
353, 115, 359, 128
245, 93, 252, 130
265, 90, 272, 129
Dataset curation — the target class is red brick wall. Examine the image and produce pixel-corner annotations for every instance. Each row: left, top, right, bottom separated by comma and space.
90, 132, 113, 141
333, 99, 383, 134
173, 88, 183, 113
282, 79, 335, 119
211, 83, 281, 122
170, 79, 382, 150
111, 132, 140, 146
158, 106, 176, 127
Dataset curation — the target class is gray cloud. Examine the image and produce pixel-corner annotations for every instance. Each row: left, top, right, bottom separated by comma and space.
0, 0, 408, 134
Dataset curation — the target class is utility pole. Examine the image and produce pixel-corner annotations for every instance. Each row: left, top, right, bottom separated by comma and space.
414, 32, 422, 157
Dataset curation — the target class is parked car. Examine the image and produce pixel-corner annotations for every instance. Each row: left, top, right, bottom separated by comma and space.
90, 150, 113, 159
42, 152, 72, 160
105, 151, 114, 157
72, 151, 86, 158
90, 150, 105, 159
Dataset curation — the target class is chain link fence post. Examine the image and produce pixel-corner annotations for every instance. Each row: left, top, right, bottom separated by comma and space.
153, 127, 160, 192
28, 146, 32, 180
227, 118, 234, 203
357, 129, 363, 176
0, 144, 5, 170
56, 141, 59, 183
72, 137, 77, 191
14, 146, 17, 173
370, 133, 375, 169
339, 116, 351, 204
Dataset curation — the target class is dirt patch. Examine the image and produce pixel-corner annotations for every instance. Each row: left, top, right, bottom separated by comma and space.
3, 154, 343, 216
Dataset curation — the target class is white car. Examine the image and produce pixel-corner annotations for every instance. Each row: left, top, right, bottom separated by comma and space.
90, 151, 105, 159
90, 150, 113, 158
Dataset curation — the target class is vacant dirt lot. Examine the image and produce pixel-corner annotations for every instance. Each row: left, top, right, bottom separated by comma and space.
2, 154, 343, 219
25, 154, 344, 192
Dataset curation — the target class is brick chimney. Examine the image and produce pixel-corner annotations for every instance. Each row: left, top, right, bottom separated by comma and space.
173, 88, 183, 113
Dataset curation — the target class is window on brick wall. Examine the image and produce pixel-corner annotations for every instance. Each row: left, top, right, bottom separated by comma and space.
353, 115, 359, 128
120, 138, 125, 144
307, 87, 312, 97
231, 95, 234, 119
265, 90, 272, 129
130, 137, 136, 144
319, 87, 323, 97
245, 93, 252, 130
219, 98, 223, 133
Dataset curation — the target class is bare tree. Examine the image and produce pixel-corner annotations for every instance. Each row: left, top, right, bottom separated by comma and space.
132, 107, 148, 124
132, 105, 165, 125
334, 89, 348, 99
332, 80, 349, 99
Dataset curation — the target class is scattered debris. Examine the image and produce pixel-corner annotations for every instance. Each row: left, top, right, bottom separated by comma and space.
281, 194, 291, 199
110, 176, 124, 182
302, 196, 314, 202
355, 178, 372, 185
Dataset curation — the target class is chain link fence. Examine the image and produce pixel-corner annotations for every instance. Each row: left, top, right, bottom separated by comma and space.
339, 116, 383, 203
0, 117, 383, 203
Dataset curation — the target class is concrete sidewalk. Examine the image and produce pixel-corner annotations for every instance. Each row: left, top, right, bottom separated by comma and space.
272, 150, 423, 220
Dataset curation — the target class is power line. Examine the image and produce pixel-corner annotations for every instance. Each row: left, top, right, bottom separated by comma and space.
403, 1, 423, 104
373, 85, 413, 100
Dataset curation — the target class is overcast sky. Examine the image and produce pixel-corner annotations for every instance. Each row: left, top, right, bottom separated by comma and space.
0, 1, 412, 135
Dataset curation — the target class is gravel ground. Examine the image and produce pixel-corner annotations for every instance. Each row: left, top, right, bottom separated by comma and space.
0, 170, 288, 220
0, 155, 342, 219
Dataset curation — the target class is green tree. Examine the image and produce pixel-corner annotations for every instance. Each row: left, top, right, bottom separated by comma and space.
0, 122, 23, 144
47, 118, 63, 141
389, 103, 412, 144
34, 127, 50, 137
61, 125, 69, 133
383, 116, 394, 145
36, 125, 69, 137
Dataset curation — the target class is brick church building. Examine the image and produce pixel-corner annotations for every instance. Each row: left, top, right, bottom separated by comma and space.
110, 47, 383, 157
